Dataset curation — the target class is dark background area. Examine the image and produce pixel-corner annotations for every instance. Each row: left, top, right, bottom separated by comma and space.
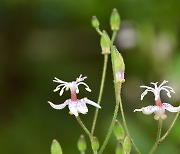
0, 0, 180, 153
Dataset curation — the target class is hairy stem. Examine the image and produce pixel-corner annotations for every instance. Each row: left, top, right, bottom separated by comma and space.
91, 54, 108, 135
149, 119, 163, 154
160, 112, 179, 142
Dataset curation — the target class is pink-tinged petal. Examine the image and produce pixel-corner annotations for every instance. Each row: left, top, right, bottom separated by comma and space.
163, 103, 180, 113
83, 98, 101, 108
68, 102, 78, 116
134, 106, 158, 115
48, 100, 69, 109
76, 101, 88, 114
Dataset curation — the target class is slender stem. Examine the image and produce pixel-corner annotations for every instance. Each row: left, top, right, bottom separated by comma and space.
119, 96, 141, 154
160, 112, 179, 142
93, 151, 98, 154
98, 101, 119, 154
91, 54, 108, 135
98, 31, 119, 154
76, 116, 93, 140
111, 30, 141, 154
80, 152, 85, 154
149, 119, 163, 154
96, 27, 103, 35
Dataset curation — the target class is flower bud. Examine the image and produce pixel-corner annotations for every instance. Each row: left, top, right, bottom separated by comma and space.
77, 135, 86, 152
110, 8, 120, 31
112, 46, 125, 83
116, 142, 124, 154
114, 120, 124, 141
92, 16, 100, 28
91, 136, 99, 151
123, 136, 131, 154
100, 30, 111, 54
51, 139, 62, 154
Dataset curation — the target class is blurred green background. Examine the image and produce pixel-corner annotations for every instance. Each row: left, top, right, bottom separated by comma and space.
0, 0, 180, 153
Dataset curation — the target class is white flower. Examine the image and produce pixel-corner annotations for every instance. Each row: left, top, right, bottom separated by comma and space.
134, 80, 180, 120
48, 75, 101, 116
48, 98, 101, 117
140, 80, 175, 101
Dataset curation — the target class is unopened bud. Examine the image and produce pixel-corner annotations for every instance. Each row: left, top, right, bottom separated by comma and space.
100, 30, 111, 54
91, 136, 99, 151
123, 136, 131, 154
114, 120, 124, 141
116, 142, 124, 154
110, 8, 120, 31
77, 135, 86, 152
92, 16, 100, 28
112, 46, 125, 83
51, 139, 62, 154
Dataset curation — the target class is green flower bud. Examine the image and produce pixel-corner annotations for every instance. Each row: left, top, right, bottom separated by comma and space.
123, 136, 131, 154
111, 46, 125, 83
114, 119, 124, 141
116, 142, 124, 154
100, 30, 111, 54
51, 139, 62, 154
91, 136, 99, 151
77, 135, 86, 152
110, 8, 120, 31
92, 16, 100, 28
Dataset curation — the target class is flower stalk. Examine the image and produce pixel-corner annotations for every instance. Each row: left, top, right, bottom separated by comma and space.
149, 119, 163, 154
91, 54, 109, 135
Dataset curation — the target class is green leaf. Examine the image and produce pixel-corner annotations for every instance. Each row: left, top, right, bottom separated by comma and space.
110, 8, 120, 31
123, 136, 131, 154
51, 139, 62, 154
116, 142, 124, 154
114, 119, 125, 141
91, 136, 99, 151
77, 135, 86, 152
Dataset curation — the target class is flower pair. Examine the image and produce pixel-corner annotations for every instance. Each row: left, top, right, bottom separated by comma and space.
134, 80, 180, 120
48, 75, 101, 117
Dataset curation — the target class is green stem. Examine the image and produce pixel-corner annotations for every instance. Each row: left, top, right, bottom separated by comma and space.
93, 151, 98, 154
76, 116, 93, 140
91, 54, 108, 135
149, 119, 163, 154
160, 112, 179, 142
96, 27, 103, 35
80, 152, 85, 154
98, 30, 119, 154
119, 96, 141, 154
98, 101, 119, 154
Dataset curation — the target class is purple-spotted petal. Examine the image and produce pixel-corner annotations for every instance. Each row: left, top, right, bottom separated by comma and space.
163, 103, 180, 113
48, 100, 69, 109
83, 98, 101, 108
68, 102, 78, 116
134, 106, 158, 115
76, 100, 88, 114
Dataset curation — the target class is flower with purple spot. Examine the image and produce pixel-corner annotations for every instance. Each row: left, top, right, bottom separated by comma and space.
48, 75, 101, 116
134, 80, 180, 120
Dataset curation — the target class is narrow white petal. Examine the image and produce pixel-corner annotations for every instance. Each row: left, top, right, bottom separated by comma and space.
163, 103, 180, 113
77, 101, 88, 114
48, 100, 69, 109
77, 82, 91, 92
134, 106, 158, 115
159, 80, 168, 88
161, 87, 172, 98
59, 86, 67, 96
68, 102, 78, 116
83, 98, 101, 108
